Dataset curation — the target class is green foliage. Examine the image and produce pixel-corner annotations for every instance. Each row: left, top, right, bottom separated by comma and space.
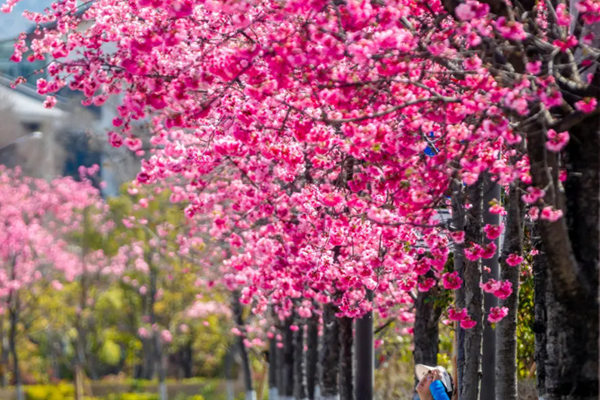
25, 383, 74, 400
109, 394, 158, 400
99, 339, 121, 366
517, 271, 535, 379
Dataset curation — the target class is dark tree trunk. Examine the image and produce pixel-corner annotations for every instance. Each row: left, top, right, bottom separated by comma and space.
232, 291, 255, 400
269, 337, 278, 399
355, 290, 373, 400
180, 339, 193, 379
0, 315, 8, 387
527, 110, 599, 400
283, 317, 295, 400
495, 184, 523, 400
451, 179, 467, 392
459, 180, 484, 400
75, 261, 88, 400
9, 293, 22, 400
481, 175, 500, 400
277, 325, 286, 398
413, 271, 443, 400
413, 270, 443, 382
75, 211, 90, 400
306, 316, 319, 400
294, 319, 307, 400
141, 338, 155, 379
338, 316, 353, 400
319, 304, 340, 400
531, 225, 548, 398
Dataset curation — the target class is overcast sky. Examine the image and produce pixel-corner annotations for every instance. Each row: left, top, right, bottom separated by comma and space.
0, 0, 52, 41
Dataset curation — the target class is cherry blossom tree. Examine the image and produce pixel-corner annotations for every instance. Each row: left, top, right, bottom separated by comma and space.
0, 166, 106, 400
3, 0, 599, 398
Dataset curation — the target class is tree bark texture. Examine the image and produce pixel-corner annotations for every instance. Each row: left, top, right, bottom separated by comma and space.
306, 316, 319, 400
338, 316, 353, 400
9, 294, 23, 400
354, 305, 373, 400
232, 291, 255, 399
495, 184, 523, 400
277, 331, 286, 398
283, 316, 295, 400
481, 174, 500, 400
294, 319, 307, 400
319, 304, 340, 400
414, 270, 443, 375
451, 179, 467, 391
531, 225, 548, 398
269, 337, 279, 400
527, 111, 599, 399
459, 180, 484, 400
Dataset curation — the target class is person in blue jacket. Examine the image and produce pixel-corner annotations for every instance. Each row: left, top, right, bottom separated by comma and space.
415, 364, 454, 400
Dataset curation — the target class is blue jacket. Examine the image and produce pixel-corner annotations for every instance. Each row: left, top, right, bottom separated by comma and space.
430, 381, 450, 400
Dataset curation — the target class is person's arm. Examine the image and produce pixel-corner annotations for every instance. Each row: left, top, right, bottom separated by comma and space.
429, 380, 450, 400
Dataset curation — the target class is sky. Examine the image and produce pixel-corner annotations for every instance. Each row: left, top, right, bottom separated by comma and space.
0, 0, 53, 41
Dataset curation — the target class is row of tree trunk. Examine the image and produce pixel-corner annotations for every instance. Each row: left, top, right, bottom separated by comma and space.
415, 116, 600, 400
235, 300, 374, 400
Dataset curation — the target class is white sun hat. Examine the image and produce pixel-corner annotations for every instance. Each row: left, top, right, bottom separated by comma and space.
415, 364, 454, 394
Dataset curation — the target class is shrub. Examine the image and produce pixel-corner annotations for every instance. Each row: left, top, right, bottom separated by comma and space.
25, 383, 75, 400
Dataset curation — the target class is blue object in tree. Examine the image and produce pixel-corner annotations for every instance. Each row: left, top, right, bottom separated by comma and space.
423, 131, 437, 156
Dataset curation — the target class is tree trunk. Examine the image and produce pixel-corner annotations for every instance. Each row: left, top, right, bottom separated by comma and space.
9, 294, 23, 400
354, 291, 373, 400
294, 319, 307, 400
320, 304, 340, 400
283, 317, 295, 400
451, 178, 467, 391
154, 332, 168, 400
306, 316, 319, 400
75, 268, 87, 400
0, 315, 8, 387
232, 291, 256, 400
459, 180, 484, 400
338, 316, 353, 400
75, 210, 90, 400
149, 262, 168, 400
224, 349, 235, 400
414, 271, 443, 388
531, 225, 548, 398
526, 109, 599, 399
277, 334, 285, 399
495, 183, 522, 400
481, 174, 500, 400
269, 337, 279, 400
181, 339, 193, 379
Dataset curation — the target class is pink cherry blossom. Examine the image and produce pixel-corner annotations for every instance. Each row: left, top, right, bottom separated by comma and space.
521, 187, 545, 204
484, 224, 504, 240
450, 231, 466, 244
448, 308, 469, 321
489, 203, 507, 215
506, 253, 523, 267
526, 61, 542, 75
546, 129, 569, 152
161, 330, 173, 343
460, 318, 477, 329
575, 97, 598, 113
540, 206, 564, 222
488, 306, 509, 323
43, 96, 57, 109
442, 271, 463, 290
418, 278, 437, 292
